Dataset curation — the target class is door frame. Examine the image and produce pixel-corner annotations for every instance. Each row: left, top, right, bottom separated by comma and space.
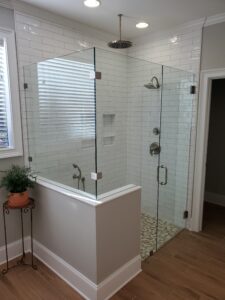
190, 68, 225, 232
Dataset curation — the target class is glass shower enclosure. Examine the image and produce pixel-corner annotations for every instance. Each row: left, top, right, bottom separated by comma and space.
24, 47, 195, 260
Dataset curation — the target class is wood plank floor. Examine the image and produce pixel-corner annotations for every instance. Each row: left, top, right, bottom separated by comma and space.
1, 202, 225, 300
114, 202, 225, 300
0, 257, 83, 300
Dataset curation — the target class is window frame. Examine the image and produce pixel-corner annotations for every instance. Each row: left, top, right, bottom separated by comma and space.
0, 27, 23, 159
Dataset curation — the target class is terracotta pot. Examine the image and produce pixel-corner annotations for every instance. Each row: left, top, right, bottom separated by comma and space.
8, 191, 29, 208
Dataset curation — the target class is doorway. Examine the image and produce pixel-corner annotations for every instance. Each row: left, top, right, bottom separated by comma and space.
191, 69, 225, 231
192, 69, 225, 232
203, 79, 225, 229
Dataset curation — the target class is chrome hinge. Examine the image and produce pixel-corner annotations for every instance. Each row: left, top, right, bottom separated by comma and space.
183, 210, 189, 219
190, 85, 196, 94
91, 172, 103, 181
89, 71, 102, 80
95, 71, 102, 79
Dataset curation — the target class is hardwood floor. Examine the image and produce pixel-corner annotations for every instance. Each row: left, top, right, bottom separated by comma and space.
114, 202, 225, 300
0, 258, 83, 300
1, 202, 225, 300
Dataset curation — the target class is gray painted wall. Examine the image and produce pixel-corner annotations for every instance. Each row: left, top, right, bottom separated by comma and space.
201, 22, 225, 70
96, 189, 140, 283
32, 184, 98, 282
32, 184, 141, 284
0, 5, 14, 29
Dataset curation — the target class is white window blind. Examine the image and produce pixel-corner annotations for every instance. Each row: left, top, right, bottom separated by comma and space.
0, 38, 10, 148
37, 57, 95, 139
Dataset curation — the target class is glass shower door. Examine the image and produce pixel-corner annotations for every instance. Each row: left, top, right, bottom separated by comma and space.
156, 66, 194, 249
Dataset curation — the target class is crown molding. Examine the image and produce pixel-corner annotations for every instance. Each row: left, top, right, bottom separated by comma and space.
0, 0, 116, 42
131, 18, 205, 44
131, 11, 225, 44
204, 12, 225, 27
0, 0, 12, 9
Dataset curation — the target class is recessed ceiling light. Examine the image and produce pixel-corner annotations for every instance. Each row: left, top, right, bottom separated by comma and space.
136, 22, 149, 29
84, 0, 101, 8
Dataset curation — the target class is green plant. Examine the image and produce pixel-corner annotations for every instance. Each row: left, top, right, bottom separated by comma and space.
0, 165, 35, 193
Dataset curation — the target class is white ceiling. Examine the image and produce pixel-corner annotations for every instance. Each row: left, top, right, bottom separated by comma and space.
21, 0, 225, 38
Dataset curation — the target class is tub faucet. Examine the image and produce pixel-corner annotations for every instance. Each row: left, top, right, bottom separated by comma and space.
72, 164, 85, 191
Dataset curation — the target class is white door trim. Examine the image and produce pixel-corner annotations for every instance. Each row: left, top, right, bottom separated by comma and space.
191, 68, 225, 232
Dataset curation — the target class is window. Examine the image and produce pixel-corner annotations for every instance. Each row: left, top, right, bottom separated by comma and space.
0, 29, 22, 158
0, 38, 10, 147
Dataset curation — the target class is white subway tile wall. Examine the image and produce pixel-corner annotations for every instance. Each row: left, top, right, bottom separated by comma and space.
128, 25, 202, 226
126, 59, 162, 220
159, 68, 194, 227
15, 12, 117, 196
23, 51, 97, 195
96, 49, 128, 194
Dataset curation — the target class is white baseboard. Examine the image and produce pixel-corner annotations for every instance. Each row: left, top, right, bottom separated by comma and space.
97, 256, 141, 300
0, 237, 30, 265
205, 192, 225, 207
33, 239, 97, 300
0, 238, 141, 300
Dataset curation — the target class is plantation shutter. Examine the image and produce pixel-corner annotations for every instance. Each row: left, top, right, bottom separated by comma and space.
0, 38, 9, 148
37, 57, 95, 139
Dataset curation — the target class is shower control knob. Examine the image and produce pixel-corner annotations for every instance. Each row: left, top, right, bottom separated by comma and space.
149, 142, 161, 156
153, 127, 160, 135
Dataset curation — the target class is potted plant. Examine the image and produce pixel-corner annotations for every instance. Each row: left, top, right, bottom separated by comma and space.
0, 165, 35, 208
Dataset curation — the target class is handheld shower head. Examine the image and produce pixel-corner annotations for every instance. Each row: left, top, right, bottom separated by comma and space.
144, 76, 160, 89
73, 164, 82, 179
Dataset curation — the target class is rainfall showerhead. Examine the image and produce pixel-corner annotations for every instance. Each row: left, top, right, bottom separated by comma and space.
108, 39, 132, 49
144, 76, 160, 89
108, 14, 132, 49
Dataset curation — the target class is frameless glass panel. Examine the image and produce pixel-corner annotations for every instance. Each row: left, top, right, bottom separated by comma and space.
157, 66, 194, 249
138, 63, 163, 258
95, 48, 128, 196
95, 47, 162, 259
24, 48, 97, 198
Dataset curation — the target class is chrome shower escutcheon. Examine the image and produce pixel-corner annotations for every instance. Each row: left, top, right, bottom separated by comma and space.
150, 142, 161, 156
153, 127, 160, 135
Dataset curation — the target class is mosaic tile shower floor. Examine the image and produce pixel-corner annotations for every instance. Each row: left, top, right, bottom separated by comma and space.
141, 213, 181, 261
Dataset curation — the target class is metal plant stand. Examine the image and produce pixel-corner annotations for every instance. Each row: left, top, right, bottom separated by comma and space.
1, 198, 37, 275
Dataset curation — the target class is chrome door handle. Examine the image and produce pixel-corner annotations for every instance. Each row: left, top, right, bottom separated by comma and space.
157, 166, 160, 183
160, 165, 168, 185
157, 165, 168, 185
